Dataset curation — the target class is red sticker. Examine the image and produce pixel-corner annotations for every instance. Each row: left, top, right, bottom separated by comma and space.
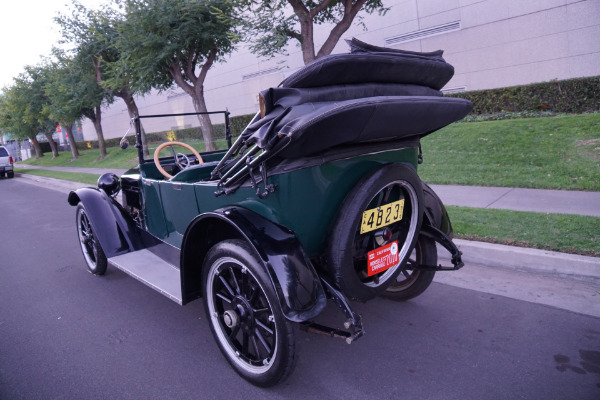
367, 241, 400, 276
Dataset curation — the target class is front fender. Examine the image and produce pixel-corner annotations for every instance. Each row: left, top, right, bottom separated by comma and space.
68, 188, 142, 258
181, 206, 327, 323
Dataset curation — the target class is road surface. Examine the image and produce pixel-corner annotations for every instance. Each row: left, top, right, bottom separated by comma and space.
1, 178, 598, 399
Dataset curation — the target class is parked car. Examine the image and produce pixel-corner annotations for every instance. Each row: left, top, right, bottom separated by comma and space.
0, 146, 15, 178
68, 39, 471, 386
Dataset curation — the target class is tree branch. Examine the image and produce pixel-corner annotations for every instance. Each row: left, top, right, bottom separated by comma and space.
287, 0, 310, 19
198, 46, 217, 85
316, 0, 367, 59
168, 63, 194, 95
308, 0, 334, 19
283, 27, 303, 43
184, 51, 197, 83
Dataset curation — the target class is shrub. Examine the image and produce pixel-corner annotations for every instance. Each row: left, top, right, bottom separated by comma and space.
449, 76, 600, 114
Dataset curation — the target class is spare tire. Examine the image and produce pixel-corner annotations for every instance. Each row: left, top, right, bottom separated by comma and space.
325, 163, 424, 301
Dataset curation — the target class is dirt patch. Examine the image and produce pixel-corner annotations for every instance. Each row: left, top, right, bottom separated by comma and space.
577, 138, 600, 146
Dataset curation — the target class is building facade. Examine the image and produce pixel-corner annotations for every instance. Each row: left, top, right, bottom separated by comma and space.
82, 0, 600, 140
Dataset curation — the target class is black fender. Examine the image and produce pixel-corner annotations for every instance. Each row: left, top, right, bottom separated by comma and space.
180, 206, 327, 323
68, 188, 143, 258
420, 182, 464, 269
422, 181, 453, 236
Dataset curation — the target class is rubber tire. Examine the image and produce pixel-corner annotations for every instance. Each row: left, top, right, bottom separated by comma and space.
381, 236, 436, 301
326, 163, 424, 301
202, 239, 296, 387
75, 203, 108, 275
7, 171, 14, 178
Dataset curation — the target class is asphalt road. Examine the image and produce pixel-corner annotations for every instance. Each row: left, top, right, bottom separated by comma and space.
1, 178, 599, 400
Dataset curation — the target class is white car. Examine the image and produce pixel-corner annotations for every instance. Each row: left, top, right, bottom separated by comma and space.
0, 146, 15, 178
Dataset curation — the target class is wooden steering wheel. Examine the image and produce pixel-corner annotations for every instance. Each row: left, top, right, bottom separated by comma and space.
153, 141, 203, 179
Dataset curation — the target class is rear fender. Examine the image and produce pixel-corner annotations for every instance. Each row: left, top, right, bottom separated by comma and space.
422, 182, 453, 236
181, 206, 327, 322
420, 182, 464, 269
68, 188, 142, 258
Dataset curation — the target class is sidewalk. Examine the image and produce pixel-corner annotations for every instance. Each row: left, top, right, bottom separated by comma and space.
430, 184, 600, 218
18, 163, 600, 218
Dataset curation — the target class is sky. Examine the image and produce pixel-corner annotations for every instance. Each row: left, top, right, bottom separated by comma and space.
0, 0, 108, 90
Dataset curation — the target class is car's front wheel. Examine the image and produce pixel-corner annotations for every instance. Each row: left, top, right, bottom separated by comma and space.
76, 203, 107, 275
202, 240, 296, 387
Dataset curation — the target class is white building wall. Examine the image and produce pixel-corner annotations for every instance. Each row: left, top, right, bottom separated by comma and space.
81, 0, 600, 141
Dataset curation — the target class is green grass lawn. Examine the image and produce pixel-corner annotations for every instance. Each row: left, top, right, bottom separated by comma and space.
419, 113, 600, 191
17, 139, 232, 171
18, 145, 140, 170
448, 206, 600, 257
13, 113, 600, 256
15, 168, 102, 185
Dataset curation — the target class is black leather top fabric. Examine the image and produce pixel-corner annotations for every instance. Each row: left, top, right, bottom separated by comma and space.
238, 39, 472, 160
244, 96, 472, 158
280, 53, 454, 90
260, 84, 442, 115
346, 37, 445, 58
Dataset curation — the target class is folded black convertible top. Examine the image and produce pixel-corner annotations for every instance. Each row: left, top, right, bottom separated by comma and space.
239, 38, 472, 160
280, 38, 454, 90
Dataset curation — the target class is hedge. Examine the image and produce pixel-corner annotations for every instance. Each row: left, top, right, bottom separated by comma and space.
449, 75, 600, 114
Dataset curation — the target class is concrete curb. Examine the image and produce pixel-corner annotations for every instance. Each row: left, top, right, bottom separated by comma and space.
15, 173, 90, 194
454, 239, 600, 283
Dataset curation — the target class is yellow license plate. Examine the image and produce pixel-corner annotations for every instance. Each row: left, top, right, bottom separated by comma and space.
360, 200, 404, 234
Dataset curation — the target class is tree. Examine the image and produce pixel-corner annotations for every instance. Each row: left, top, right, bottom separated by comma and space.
20, 65, 61, 158
117, 0, 238, 151
56, 1, 149, 155
0, 82, 49, 159
52, 49, 112, 159
231, 0, 388, 64
44, 50, 114, 160
0, 66, 61, 159
43, 59, 83, 159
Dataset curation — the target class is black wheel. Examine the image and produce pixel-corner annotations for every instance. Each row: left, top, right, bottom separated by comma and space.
202, 240, 296, 387
0, 172, 4, 178
326, 163, 424, 301
7, 171, 14, 178
381, 236, 436, 301
75, 203, 107, 275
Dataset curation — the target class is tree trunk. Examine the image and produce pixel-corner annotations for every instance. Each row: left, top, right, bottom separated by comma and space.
119, 90, 149, 156
299, 18, 316, 64
90, 106, 107, 159
63, 124, 80, 159
42, 132, 60, 158
191, 91, 215, 151
30, 135, 43, 159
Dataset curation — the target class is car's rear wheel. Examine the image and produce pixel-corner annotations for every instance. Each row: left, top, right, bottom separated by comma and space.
7, 171, 14, 178
76, 203, 107, 275
202, 239, 296, 387
381, 236, 436, 301
326, 163, 424, 301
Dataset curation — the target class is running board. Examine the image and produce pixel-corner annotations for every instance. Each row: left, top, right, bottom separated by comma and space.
108, 249, 182, 305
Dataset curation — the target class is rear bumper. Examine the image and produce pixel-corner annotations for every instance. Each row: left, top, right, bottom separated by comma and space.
0, 165, 13, 172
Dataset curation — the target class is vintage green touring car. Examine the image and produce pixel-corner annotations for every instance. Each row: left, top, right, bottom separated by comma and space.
68, 39, 471, 386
